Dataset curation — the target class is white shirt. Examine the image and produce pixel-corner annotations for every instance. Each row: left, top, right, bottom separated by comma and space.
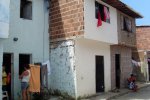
21, 70, 31, 82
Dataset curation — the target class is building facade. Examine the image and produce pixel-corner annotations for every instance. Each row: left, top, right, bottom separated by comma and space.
133, 26, 150, 82
0, 0, 10, 99
49, 0, 142, 98
2, 0, 50, 99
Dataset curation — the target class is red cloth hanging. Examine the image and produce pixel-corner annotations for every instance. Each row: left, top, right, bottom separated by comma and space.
97, 10, 102, 27
103, 7, 107, 22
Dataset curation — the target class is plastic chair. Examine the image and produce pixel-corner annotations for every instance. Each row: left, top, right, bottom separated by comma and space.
2, 91, 9, 100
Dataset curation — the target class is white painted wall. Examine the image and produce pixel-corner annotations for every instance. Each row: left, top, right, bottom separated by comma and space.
0, 0, 10, 38
75, 38, 111, 97
3, 0, 49, 99
84, 0, 118, 44
50, 40, 77, 97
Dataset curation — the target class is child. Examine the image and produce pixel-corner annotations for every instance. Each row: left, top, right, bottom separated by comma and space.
127, 74, 138, 92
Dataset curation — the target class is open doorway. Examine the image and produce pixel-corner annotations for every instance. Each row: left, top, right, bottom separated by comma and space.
19, 54, 31, 75
3, 53, 13, 100
115, 54, 121, 89
96, 55, 105, 92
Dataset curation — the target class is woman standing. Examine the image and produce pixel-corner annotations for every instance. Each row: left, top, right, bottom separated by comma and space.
19, 64, 30, 100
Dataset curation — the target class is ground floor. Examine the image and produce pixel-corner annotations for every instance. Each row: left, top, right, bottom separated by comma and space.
111, 45, 132, 89
1, 52, 49, 100
50, 38, 133, 98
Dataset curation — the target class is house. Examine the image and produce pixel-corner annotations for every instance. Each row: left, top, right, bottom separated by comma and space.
49, 0, 142, 98
132, 26, 150, 82
0, 0, 10, 98
2, 0, 50, 99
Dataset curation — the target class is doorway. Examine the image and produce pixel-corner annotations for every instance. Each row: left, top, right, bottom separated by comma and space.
115, 54, 121, 89
3, 53, 13, 100
19, 54, 31, 75
96, 56, 104, 93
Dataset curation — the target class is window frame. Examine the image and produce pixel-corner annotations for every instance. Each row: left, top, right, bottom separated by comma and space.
95, 1, 110, 23
20, 0, 33, 20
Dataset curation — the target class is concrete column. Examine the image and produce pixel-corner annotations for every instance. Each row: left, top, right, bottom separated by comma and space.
12, 53, 21, 100
0, 39, 3, 100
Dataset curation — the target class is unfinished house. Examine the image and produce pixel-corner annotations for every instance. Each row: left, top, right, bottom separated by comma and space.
0, 0, 10, 99
2, 0, 50, 99
49, 0, 142, 98
109, 1, 142, 89
133, 26, 150, 82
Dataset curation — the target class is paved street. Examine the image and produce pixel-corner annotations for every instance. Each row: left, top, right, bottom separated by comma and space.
112, 86, 150, 100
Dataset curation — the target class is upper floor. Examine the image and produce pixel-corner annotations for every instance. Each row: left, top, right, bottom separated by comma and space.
0, 0, 10, 38
3, 0, 49, 60
49, 0, 142, 46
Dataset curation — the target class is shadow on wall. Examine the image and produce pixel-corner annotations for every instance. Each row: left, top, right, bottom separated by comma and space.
50, 0, 68, 41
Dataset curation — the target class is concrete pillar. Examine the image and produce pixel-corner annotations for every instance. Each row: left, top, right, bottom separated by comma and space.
0, 40, 3, 100
13, 53, 21, 100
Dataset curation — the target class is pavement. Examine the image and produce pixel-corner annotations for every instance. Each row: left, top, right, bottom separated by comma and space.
49, 82, 150, 100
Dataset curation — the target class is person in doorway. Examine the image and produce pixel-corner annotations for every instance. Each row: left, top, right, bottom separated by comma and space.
2, 65, 7, 91
19, 64, 31, 100
127, 74, 138, 92
7, 72, 11, 100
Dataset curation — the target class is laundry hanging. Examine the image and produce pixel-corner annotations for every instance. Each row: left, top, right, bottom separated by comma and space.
28, 64, 40, 92
97, 10, 102, 27
42, 60, 51, 75
103, 6, 110, 22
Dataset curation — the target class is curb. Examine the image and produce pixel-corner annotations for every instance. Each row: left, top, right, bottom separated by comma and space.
107, 84, 150, 100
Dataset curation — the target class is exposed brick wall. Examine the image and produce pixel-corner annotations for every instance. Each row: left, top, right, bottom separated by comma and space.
136, 26, 150, 50
117, 11, 136, 47
111, 45, 132, 89
50, 0, 84, 41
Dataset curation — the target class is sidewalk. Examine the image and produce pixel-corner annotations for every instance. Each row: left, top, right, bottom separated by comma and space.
84, 82, 150, 100
49, 82, 150, 100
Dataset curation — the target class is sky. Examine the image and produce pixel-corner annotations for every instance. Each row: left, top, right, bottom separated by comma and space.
121, 0, 150, 26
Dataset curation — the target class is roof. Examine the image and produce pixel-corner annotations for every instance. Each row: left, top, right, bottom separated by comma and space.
102, 0, 143, 18
136, 25, 150, 27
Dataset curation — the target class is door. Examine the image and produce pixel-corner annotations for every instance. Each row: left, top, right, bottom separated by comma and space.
3, 53, 13, 100
115, 54, 120, 89
96, 56, 104, 92
19, 54, 31, 75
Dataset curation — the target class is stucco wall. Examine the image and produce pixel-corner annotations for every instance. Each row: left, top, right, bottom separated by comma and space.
3, 0, 49, 99
0, 40, 3, 99
84, 0, 118, 44
75, 38, 111, 97
111, 45, 132, 89
50, 40, 76, 97
0, 0, 10, 38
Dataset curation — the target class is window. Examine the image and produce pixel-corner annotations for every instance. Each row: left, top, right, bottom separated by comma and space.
95, 1, 110, 23
20, 0, 32, 20
123, 17, 132, 32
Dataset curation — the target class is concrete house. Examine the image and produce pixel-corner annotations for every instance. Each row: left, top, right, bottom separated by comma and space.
133, 26, 150, 82
49, 0, 142, 98
2, 0, 50, 99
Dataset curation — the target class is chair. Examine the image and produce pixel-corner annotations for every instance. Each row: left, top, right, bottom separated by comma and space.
3, 91, 9, 100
